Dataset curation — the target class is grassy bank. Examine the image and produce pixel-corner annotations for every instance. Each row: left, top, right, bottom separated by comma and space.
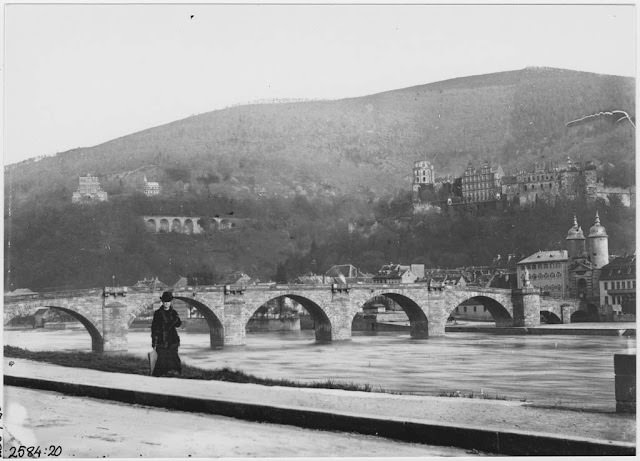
5, 346, 521, 402
4, 346, 377, 392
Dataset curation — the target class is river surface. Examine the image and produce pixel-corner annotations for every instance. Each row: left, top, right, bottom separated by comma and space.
5, 328, 635, 411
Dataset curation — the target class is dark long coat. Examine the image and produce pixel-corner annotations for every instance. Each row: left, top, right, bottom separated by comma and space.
151, 306, 182, 348
151, 306, 182, 376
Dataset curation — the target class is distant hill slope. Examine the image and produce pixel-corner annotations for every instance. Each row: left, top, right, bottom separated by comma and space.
6, 66, 635, 207
4, 67, 636, 290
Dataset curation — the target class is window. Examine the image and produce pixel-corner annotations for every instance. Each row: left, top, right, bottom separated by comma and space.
604, 296, 609, 305
463, 306, 467, 313
604, 282, 608, 290
473, 306, 477, 312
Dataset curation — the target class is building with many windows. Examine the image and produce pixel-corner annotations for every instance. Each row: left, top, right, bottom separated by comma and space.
461, 161, 504, 203
72, 174, 108, 203
511, 159, 600, 207
599, 255, 636, 318
516, 250, 570, 298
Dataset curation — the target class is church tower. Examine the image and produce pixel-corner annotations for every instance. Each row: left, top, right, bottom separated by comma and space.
588, 211, 609, 269
566, 215, 586, 260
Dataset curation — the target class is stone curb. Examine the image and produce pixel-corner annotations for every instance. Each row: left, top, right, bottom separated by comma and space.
5, 374, 635, 456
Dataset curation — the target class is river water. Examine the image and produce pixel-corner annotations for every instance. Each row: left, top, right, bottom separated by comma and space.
5, 328, 635, 411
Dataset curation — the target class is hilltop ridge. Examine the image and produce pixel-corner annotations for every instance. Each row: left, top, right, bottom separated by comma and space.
6, 66, 634, 208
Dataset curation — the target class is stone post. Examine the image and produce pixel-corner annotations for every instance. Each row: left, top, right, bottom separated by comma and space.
223, 296, 247, 346
614, 353, 636, 413
101, 300, 128, 353
511, 287, 541, 327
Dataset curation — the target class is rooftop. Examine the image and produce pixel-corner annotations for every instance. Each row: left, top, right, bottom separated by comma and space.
600, 255, 636, 281
518, 250, 569, 265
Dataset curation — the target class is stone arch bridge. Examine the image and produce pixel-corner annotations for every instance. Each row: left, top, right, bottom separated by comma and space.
4, 284, 578, 353
143, 216, 245, 234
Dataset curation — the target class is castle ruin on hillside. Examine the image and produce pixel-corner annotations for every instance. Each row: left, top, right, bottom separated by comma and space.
412, 157, 634, 214
72, 174, 108, 204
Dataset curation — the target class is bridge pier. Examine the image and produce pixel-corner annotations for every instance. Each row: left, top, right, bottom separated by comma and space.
422, 292, 445, 337
511, 287, 541, 328
327, 294, 355, 341
223, 297, 248, 346
101, 300, 129, 353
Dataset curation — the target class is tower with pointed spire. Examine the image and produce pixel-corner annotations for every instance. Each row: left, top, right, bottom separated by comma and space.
565, 215, 586, 260
588, 211, 609, 269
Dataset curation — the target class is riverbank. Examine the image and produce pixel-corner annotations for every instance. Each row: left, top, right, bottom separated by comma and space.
4, 357, 635, 456
5, 328, 634, 410
444, 321, 636, 336
3, 346, 377, 393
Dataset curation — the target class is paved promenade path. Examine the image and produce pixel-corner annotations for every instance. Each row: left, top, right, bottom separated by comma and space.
5, 387, 475, 458
4, 358, 635, 454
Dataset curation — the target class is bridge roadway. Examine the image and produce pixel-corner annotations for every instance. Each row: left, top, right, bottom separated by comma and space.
4, 283, 579, 353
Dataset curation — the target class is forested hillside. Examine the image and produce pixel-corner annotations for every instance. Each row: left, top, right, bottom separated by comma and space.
279, 195, 636, 280
5, 67, 635, 290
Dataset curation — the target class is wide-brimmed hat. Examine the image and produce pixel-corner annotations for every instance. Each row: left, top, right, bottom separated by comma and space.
160, 291, 174, 302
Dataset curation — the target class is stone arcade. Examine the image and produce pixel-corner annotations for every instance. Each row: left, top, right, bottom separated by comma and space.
4, 284, 578, 353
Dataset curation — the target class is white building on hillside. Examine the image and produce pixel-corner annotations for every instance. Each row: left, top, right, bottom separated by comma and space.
144, 176, 161, 196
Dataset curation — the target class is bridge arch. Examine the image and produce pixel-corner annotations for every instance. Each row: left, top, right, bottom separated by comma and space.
184, 219, 194, 234
159, 219, 170, 233
171, 218, 182, 233
174, 296, 224, 348
449, 295, 513, 327
540, 310, 562, 324
43, 305, 104, 352
359, 292, 429, 339
247, 294, 332, 343
571, 303, 599, 323
145, 218, 157, 232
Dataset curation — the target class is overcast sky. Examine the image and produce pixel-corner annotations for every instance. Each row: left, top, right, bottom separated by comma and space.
4, 3, 636, 165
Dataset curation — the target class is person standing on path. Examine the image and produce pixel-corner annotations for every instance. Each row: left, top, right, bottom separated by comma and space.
151, 291, 182, 377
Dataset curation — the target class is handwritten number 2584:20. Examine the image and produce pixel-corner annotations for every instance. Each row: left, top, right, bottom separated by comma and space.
8, 445, 62, 458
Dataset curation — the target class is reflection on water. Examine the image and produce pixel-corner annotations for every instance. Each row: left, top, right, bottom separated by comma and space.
5, 328, 635, 410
